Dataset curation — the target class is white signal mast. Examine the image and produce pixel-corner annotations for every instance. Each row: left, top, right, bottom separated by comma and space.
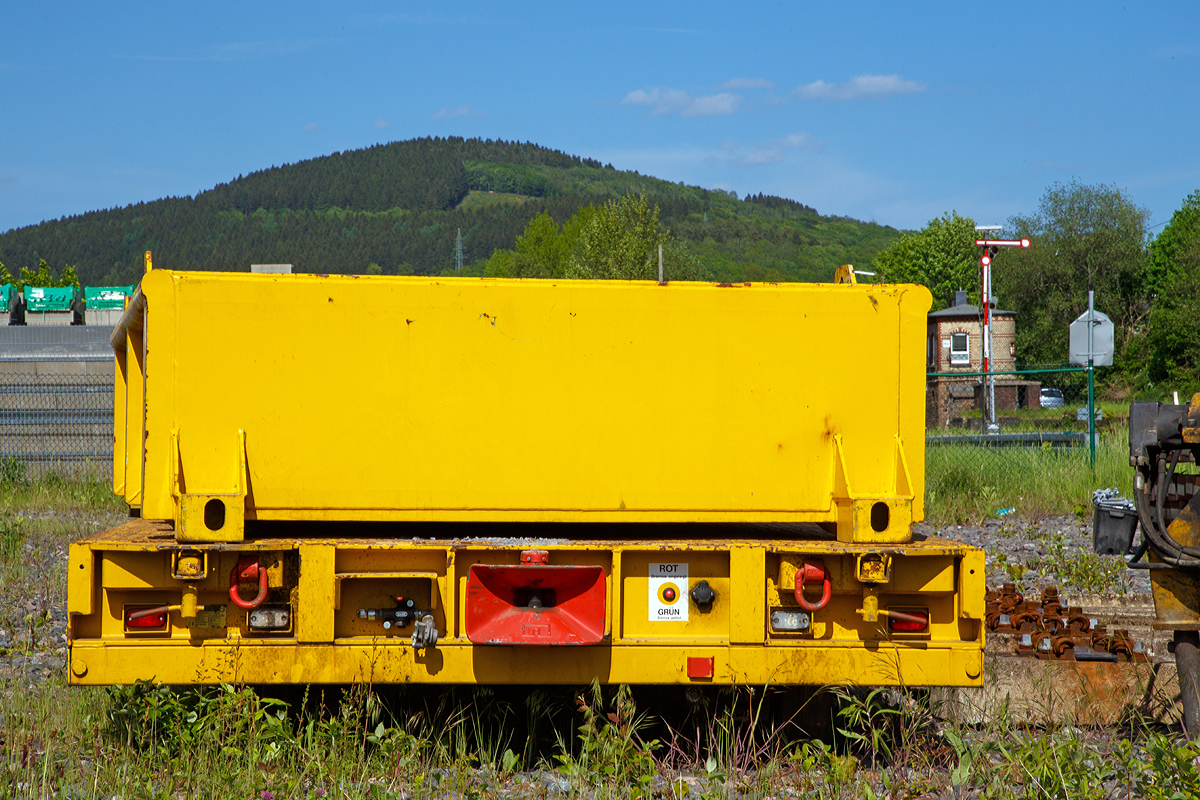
974, 226, 1031, 433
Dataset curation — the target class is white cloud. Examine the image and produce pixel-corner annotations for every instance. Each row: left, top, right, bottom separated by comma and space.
795, 74, 925, 101
303, 122, 317, 132
720, 78, 774, 90
622, 88, 740, 117
730, 132, 818, 167
374, 117, 390, 129
433, 105, 473, 119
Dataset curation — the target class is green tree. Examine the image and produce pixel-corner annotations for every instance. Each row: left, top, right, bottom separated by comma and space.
58, 264, 82, 293
0, 262, 11, 287
20, 258, 55, 288
566, 194, 706, 281
1148, 190, 1200, 294
13, 259, 80, 291
872, 211, 979, 309
1146, 191, 1200, 394
1000, 181, 1150, 371
511, 211, 574, 278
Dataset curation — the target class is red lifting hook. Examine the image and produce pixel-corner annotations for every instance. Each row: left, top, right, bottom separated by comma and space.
795, 559, 831, 612
229, 555, 268, 609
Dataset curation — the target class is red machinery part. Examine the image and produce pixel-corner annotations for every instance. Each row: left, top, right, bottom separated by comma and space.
794, 559, 831, 611
886, 609, 929, 632
465, 561, 606, 645
229, 555, 268, 610
125, 607, 168, 628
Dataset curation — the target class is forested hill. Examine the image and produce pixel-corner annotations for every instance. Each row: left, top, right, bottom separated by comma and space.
0, 136, 902, 285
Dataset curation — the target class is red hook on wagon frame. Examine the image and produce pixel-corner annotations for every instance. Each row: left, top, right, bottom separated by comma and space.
229, 555, 268, 609
795, 559, 831, 611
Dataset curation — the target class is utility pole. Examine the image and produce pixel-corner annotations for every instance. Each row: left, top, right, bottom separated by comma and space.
1087, 290, 1096, 467
455, 228, 463, 274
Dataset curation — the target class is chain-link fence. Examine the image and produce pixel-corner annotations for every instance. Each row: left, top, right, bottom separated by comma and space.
924, 365, 1118, 517
0, 327, 115, 479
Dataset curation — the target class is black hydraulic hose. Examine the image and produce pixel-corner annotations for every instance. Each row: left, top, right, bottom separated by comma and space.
1133, 489, 1186, 566
1135, 454, 1200, 567
1126, 534, 1149, 564
1155, 450, 1180, 549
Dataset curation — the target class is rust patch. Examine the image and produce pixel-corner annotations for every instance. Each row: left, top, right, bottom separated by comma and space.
821, 415, 834, 443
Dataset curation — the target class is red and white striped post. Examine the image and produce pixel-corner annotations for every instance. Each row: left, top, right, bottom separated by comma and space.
973, 236, 1030, 432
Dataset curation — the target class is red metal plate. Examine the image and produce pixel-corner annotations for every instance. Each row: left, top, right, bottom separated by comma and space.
465, 564, 606, 645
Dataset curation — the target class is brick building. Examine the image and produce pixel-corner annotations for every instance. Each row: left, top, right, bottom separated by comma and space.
926, 290, 1040, 428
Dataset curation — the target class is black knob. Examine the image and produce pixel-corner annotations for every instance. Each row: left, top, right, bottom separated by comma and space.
690, 580, 716, 612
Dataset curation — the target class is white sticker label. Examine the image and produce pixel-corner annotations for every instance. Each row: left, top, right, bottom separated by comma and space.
648, 562, 688, 621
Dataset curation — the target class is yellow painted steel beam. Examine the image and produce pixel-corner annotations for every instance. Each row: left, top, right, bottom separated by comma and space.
67, 641, 984, 688
68, 521, 984, 687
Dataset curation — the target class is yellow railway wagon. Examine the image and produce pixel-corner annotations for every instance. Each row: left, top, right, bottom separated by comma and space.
67, 257, 985, 687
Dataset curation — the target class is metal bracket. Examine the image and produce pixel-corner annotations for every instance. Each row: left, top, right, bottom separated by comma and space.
830, 434, 913, 544
172, 429, 248, 543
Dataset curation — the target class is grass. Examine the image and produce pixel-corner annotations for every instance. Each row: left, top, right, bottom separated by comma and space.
4, 466, 1198, 797
925, 431, 1134, 524
5, 671, 1200, 798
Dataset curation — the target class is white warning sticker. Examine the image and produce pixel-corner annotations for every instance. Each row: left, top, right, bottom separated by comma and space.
648, 562, 688, 622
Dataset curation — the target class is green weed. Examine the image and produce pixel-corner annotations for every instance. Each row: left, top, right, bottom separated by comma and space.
1028, 528, 1129, 593
554, 681, 659, 798
0, 456, 27, 485
0, 512, 24, 563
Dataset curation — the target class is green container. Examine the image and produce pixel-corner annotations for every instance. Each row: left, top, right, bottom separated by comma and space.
0, 283, 13, 311
24, 285, 76, 312
84, 285, 136, 310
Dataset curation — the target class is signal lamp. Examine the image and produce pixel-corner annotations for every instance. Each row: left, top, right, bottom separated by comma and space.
886, 609, 929, 632
125, 608, 167, 628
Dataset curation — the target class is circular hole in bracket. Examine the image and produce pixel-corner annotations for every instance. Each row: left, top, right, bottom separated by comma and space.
870, 501, 890, 533
204, 499, 226, 531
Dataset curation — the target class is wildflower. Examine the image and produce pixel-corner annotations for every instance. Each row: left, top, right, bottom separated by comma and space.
261, 792, 274, 800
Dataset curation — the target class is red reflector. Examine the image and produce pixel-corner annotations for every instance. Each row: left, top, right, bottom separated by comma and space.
887, 610, 929, 632
465, 564, 606, 645
125, 609, 167, 628
687, 657, 714, 679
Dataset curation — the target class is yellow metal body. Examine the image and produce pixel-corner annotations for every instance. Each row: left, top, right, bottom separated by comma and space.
110, 269, 928, 543
67, 265, 987, 687
68, 518, 984, 686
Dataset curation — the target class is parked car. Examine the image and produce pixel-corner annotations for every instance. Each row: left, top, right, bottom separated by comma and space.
1040, 388, 1065, 408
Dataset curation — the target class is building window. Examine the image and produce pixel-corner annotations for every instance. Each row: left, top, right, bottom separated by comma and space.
950, 332, 969, 366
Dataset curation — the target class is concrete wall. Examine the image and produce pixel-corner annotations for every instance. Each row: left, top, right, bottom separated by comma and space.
85, 308, 123, 327
24, 310, 74, 327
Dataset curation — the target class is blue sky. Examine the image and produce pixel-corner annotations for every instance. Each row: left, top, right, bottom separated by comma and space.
3, 2, 1199, 236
